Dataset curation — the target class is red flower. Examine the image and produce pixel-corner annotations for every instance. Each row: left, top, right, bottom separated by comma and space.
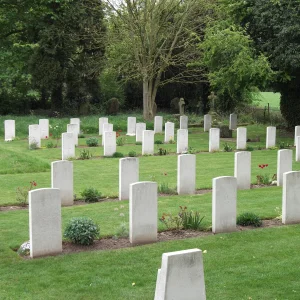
258, 164, 262, 168
45, 136, 48, 139
50, 133, 53, 136
266, 164, 268, 167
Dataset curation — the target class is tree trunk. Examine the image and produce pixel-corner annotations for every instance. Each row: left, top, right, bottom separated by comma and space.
143, 77, 159, 120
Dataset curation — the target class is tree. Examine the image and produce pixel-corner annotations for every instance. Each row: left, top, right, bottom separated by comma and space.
199, 24, 273, 112
105, 0, 215, 120
222, 0, 300, 126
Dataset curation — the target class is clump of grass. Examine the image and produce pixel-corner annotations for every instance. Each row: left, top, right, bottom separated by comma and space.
112, 152, 124, 158
135, 141, 142, 145
116, 137, 125, 146
86, 137, 99, 147
154, 140, 163, 144
223, 143, 233, 152
237, 212, 262, 227
81, 187, 102, 203
128, 151, 137, 157
79, 149, 92, 160
158, 182, 176, 194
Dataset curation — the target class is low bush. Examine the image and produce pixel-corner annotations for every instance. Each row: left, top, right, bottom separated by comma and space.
154, 140, 163, 144
46, 141, 54, 148
86, 137, 99, 147
116, 137, 125, 146
64, 217, 100, 245
81, 187, 101, 203
158, 182, 176, 194
112, 152, 124, 158
237, 212, 262, 227
79, 149, 92, 160
135, 141, 142, 145
223, 143, 233, 152
29, 141, 39, 150
128, 151, 137, 157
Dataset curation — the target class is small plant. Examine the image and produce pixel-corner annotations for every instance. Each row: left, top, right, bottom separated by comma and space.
223, 143, 233, 152
256, 164, 275, 185
257, 146, 262, 150
274, 207, 282, 220
112, 152, 124, 158
81, 187, 102, 203
50, 124, 63, 147
86, 137, 99, 147
64, 217, 100, 245
128, 150, 137, 157
278, 141, 292, 149
29, 141, 39, 150
116, 136, 125, 146
79, 149, 92, 160
246, 145, 254, 151
168, 138, 175, 144
158, 182, 176, 194
188, 146, 197, 154
46, 141, 54, 148
16, 181, 37, 206
154, 140, 163, 144
237, 212, 262, 227
114, 222, 129, 239
180, 207, 205, 230
160, 212, 183, 230
158, 147, 168, 155
78, 134, 85, 138
135, 141, 142, 145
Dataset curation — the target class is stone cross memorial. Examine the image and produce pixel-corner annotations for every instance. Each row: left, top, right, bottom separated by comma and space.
154, 248, 206, 300
29, 188, 62, 258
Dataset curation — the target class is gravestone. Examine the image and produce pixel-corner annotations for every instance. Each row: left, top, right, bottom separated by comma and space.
67, 123, 79, 146
212, 176, 237, 233
142, 130, 154, 155
177, 154, 196, 195
51, 160, 73, 206
209, 128, 220, 152
229, 113, 237, 130
282, 171, 300, 224
236, 127, 247, 150
119, 157, 139, 200
154, 249, 206, 300
99, 117, 108, 135
70, 118, 80, 134
127, 117, 136, 136
234, 151, 251, 190
266, 126, 276, 149
136, 123, 146, 143
29, 124, 41, 148
103, 131, 116, 156
29, 188, 62, 258
129, 182, 157, 245
179, 98, 185, 115
154, 116, 163, 133
203, 114, 211, 132
219, 125, 232, 138
61, 132, 75, 160
176, 129, 188, 154
277, 149, 292, 186
180, 115, 188, 130
164, 122, 175, 143
294, 126, 300, 146
102, 123, 113, 146
39, 119, 49, 139
4, 120, 15, 141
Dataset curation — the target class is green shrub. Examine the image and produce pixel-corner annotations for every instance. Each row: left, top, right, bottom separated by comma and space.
128, 151, 137, 157
223, 143, 233, 152
29, 141, 39, 150
278, 141, 292, 149
116, 136, 125, 146
112, 152, 124, 158
106, 98, 120, 115
237, 212, 262, 227
113, 222, 129, 239
158, 182, 176, 194
246, 145, 254, 151
64, 217, 100, 245
46, 141, 54, 148
81, 187, 101, 203
154, 140, 163, 144
135, 141, 142, 145
86, 137, 99, 147
181, 209, 205, 230
79, 149, 92, 160
78, 134, 85, 138
157, 147, 168, 155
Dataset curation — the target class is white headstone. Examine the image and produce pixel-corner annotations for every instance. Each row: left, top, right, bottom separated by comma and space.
209, 128, 220, 152
234, 151, 251, 190
29, 188, 62, 258
136, 123, 146, 143
129, 181, 157, 245
212, 176, 237, 233
102, 123, 113, 146
296, 136, 300, 162
70, 118, 80, 134
51, 160, 73, 206
39, 119, 49, 139
62, 132, 75, 160
236, 127, 247, 150
277, 149, 292, 186
229, 113, 237, 130
266, 126, 276, 149
104, 131, 116, 156
119, 157, 139, 200
282, 171, 300, 224
127, 117, 136, 136
164, 122, 175, 143
4, 120, 15, 141
67, 124, 79, 146
294, 126, 300, 146
99, 117, 108, 135
203, 114, 211, 132
142, 130, 154, 155
180, 115, 188, 130
154, 116, 163, 133
29, 124, 41, 148
154, 249, 206, 300
177, 129, 188, 154
177, 154, 196, 195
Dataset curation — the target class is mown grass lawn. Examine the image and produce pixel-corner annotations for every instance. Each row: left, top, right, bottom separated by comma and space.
0, 114, 299, 299
255, 92, 281, 109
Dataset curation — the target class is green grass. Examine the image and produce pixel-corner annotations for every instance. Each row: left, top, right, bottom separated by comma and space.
0, 114, 299, 299
255, 92, 281, 109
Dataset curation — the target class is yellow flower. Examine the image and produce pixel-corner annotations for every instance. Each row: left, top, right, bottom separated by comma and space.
132, 282, 135, 286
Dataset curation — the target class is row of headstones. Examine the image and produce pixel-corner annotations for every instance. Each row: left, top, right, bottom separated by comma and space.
204, 113, 238, 131
28, 166, 300, 258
